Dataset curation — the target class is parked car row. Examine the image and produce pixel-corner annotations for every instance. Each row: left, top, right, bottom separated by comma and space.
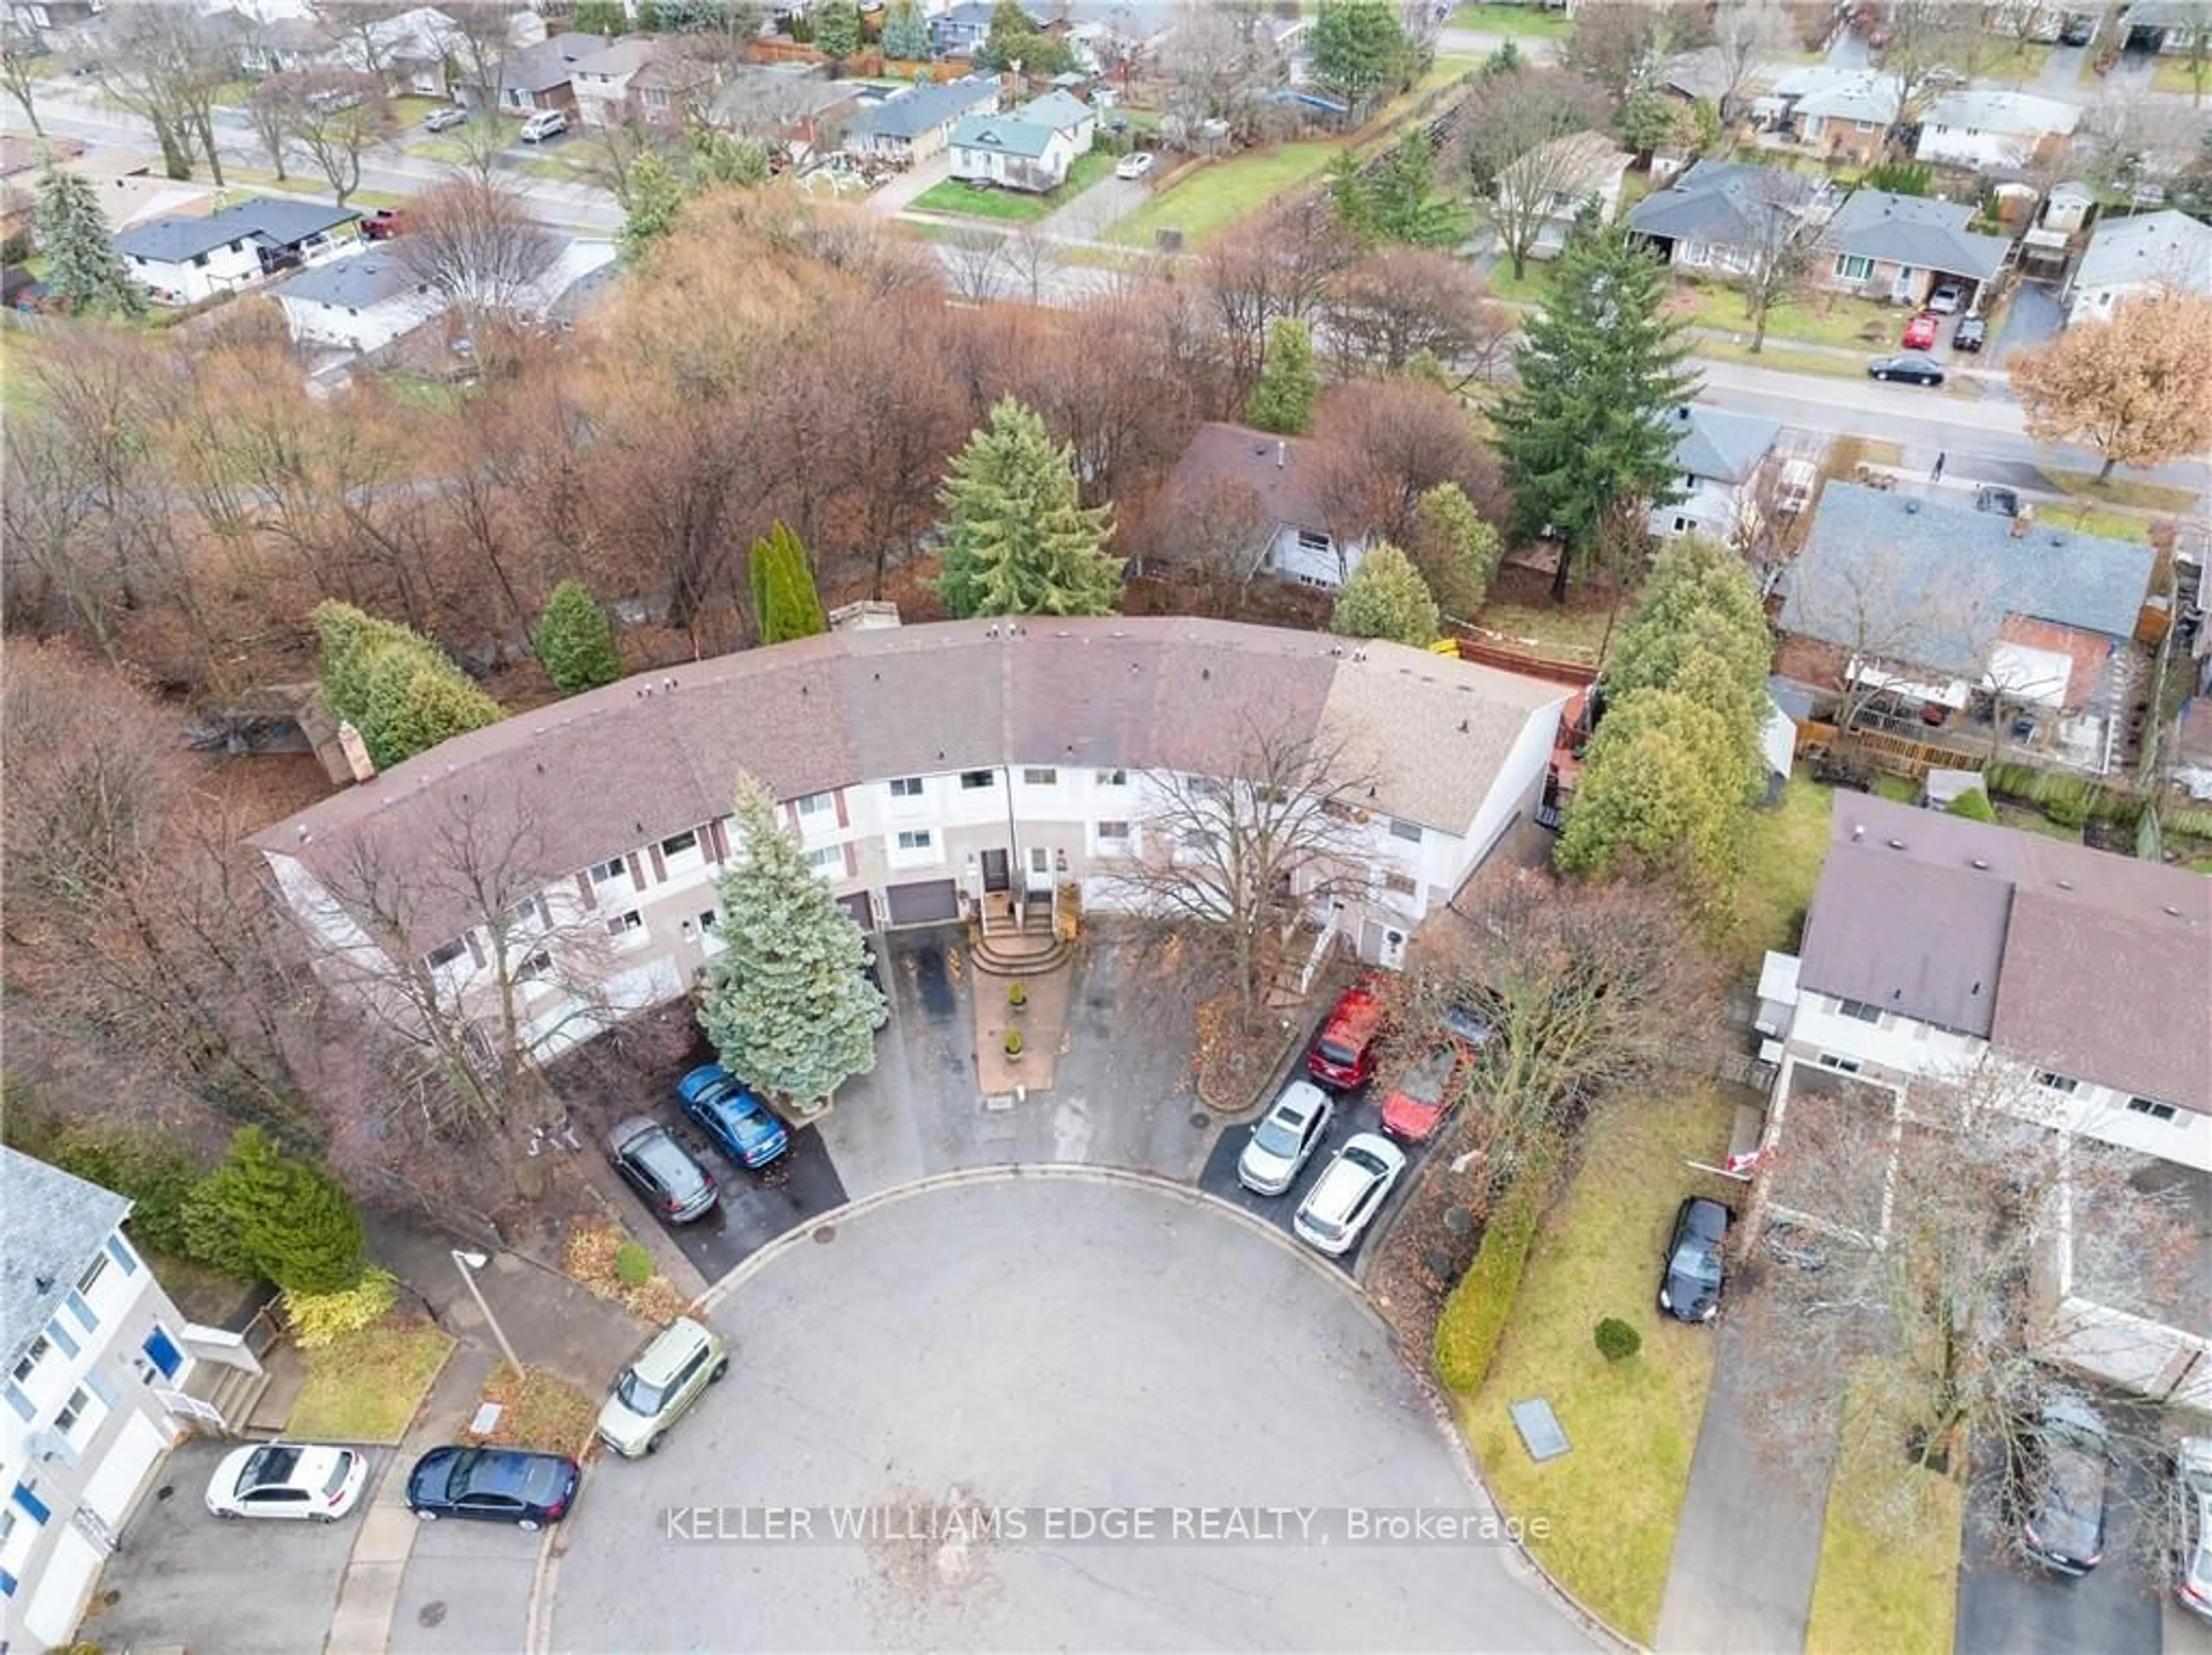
607, 1062, 792, 1226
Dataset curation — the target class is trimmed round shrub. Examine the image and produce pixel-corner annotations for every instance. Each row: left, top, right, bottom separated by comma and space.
1594, 1316, 1642, 1364
284, 1268, 399, 1350
614, 1242, 654, 1287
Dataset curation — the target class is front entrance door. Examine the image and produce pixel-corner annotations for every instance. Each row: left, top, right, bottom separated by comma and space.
980, 849, 1011, 893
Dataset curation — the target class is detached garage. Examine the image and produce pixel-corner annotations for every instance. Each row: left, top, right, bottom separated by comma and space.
884, 879, 960, 927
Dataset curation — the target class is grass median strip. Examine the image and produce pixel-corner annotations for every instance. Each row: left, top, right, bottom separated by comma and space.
1455, 1088, 1733, 1643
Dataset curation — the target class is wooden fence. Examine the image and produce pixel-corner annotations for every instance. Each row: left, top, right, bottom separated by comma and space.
1794, 720, 1988, 781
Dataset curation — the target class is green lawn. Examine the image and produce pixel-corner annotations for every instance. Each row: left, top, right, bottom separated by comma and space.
1979, 40, 2061, 84
1482, 257, 1557, 305
1472, 596, 1617, 661
1463, 1088, 1736, 1645
2043, 470, 2200, 516
910, 147, 1119, 224
1722, 771, 1834, 975
1805, 1384, 1965, 1655
2040, 502, 2153, 543
1109, 141, 1341, 248
287, 1319, 453, 1444
1449, 2, 1574, 36
2152, 55, 2212, 97
1872, 774, 1918, 804
1694, 336, 1874, 381
1668, 282, 1898, 352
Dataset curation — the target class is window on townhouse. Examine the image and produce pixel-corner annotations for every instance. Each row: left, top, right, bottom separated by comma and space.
606, 910, 643, 938
896, 830, 933, 852
1029, 847, 1051, 874
661, 829, 698, 859
1022, 767, 1058, 786
2126, 1096, 2178, 1122
104, 1236, 139, 1276
592, 857, 628, 884
76, 1253, 107, 1297
1834, 252, 1874, 281
804, 844, 843, 874
426, 937, 469, 971
1388, 819, 1422, 844
1673, 517, 1694, 535
1096, 768, 1127, 787
796, 791, 835, 817
960, 770, 996, 790
1382, 871, 1418, 897
10, 1339, 47, 1386
1836, 998, 1882, 1024
514, 949, 553, 984
1816, 1054, 1862, 1074
1097, 820, 1131, 842
1296, 529, 1330, 553
1180, 828, 1217, 854
2035, 1070, 2078, 1094
889, 777, 923, 799
54, 1386, 97, 1441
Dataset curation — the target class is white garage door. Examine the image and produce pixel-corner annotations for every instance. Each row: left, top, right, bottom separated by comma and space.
25, 1527, 103, 1646
82, 1407, 169, 1526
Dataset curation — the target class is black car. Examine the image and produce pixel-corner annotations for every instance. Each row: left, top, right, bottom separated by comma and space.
1868, 355, 1946, 386
608, 1115, 718, 1223
1658, 1196, 1732, 1323
2059, 13, 2096, 45
1953, 315, 1987, 353
1976, 484, 2022, 517
406, 1446, 580, 1529
2013, 1398, 2111, 1574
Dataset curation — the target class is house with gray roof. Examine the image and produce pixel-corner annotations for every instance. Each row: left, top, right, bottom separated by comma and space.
1755, 794, 2211, 1403
1016, 86, 1098, 153
482, 30, 607, 115
1816, 188, 2012, 309
272, 251, 442, 354
1627, 160, 1833, 279
1647, 403, 1784, 548
844, 74, 1002, 162
1914, 89, 2079, 173
251, 618, 1569, 1047
113, 197, 359, 306
1779, 482, 2156, 745
1162, 421, 1374, 590
948, 113, 1075, 190
1781, 70, 1901, 163
2065, 208, 2212, 325
1, 1148, 275, 1649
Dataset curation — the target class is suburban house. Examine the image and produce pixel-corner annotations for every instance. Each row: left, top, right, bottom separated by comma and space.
1648, 403, 1785, 548
1495, 131, 1632, 262
270, 250, 441, 353
949, 113, 1075, 191
1777, 482, 2157, 760
570, 35, 664, 127
1626, 159, 1832, 278
231, 13, 339, 75
2, 0, 100, 54
250, 619, 1571, 1053
1016, 86, 1099, 153
629, 47, 725, 132
1816, 188, 2011, 309
931, 0, 1036, 56
843, 74, 1002, 164
2121, 0, 2212, 51
476, 30, 605, 114
1914, 89, 2080, 173
2064, 208, 2212, 324
1062, 0, 1175, 77
1759, 67, 1901, 163
114, 198, 358, 306
1163, 422, 1370, 591
1, 1147, 279, 1651
331, 4, 462, 96
1754, 796, 2211, 1406
704, 63, 857, 151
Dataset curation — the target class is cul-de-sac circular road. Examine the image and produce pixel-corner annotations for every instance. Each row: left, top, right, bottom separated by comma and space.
541, 1172, 1598, 1653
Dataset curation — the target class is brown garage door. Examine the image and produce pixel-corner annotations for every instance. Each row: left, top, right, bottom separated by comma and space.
884, 878, 959, 926
839, 892, 873, 931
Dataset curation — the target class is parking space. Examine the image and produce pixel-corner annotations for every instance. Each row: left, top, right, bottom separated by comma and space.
387, 1510, 543, 1655
1955, 1396, 2170, 1655
92, 1439, 369, 1655
650, 1126, 849, 1281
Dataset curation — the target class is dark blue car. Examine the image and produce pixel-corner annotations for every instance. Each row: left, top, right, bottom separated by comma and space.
676, 1063, 790, 1169
405, 1446, 579, 1529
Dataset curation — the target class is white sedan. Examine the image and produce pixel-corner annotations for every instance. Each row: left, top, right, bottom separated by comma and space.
206, 1442, 369, 1522
1115, 151, 1156, 180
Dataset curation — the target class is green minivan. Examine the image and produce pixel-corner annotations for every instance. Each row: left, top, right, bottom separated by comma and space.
596, 1317, 730, 1457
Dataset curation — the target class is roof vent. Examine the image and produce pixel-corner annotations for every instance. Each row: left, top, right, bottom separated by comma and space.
1886, 837, 1906, 849
1971, 857, 1989, 869
1851, 823, 1865, 841
2165, 904, 2184, 917
2055, 878, 2074, 891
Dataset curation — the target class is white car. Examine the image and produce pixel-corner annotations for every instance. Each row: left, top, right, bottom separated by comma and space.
519, 109, 568, 143
206, 1442, 369, 1522
1293, 1133, 1406, 1258
1237, 1080, 1334, 1196
1115, 150, 1155, 181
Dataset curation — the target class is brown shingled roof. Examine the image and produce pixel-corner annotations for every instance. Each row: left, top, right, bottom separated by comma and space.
253, 619, 1565, 953
1165, 422, 1349, 539
1799, 794, 2211, 1114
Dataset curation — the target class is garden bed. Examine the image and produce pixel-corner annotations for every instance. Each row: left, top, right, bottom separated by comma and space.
562, 1222, 690, 1323
464, 1364, 600, 1455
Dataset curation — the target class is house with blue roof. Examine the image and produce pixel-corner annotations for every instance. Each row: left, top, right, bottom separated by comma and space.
1015, 86, 1097, 153
1647, 403, 1785, 548
1779, 483, 2157, 751
844, 74, 1002, 163
271, 251, 442, 353
1626, 160, 1834, 280
948, 112, 1075, 191
1, 1147, 275, 1650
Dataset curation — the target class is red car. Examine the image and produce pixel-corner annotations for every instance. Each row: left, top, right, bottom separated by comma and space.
1306, 982, 1387, 1090
1901, 310, 1940, 351
361, 209, 408, 241
1378, 1007, 1495, 1142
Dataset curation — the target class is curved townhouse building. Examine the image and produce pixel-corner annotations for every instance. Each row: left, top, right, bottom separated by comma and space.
252, 618, 1570, 1058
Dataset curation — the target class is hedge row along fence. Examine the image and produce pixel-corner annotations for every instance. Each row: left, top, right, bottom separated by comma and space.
1432, 1153, 1559, 1395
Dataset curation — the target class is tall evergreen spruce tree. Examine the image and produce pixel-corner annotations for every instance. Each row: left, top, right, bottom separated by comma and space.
697, 777, 888, 1114
934, 397, 1120, 618
1490, 226, 1700, 600
35, 161, 146, 319
532, 579, 623, 692
191, 1127, 368, 1294
881, 0, 929, 60
1246, 317, 1319, 435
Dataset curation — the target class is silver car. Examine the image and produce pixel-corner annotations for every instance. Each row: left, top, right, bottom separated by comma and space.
596, 1316, 730, 1457
1238, 1081, 1334, 1196
2175, 1437, 2212, 1620
1293, 1133, 1406, 1258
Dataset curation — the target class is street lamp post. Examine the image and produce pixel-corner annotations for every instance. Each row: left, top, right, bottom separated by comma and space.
450, 1249, 524, 1377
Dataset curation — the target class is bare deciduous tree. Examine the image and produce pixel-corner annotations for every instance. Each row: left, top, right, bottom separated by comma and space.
1161, 0, 1289, 143
1104, 721, 1377, 1031
940, 226, 1009, 304
274, 69, 395, 208
1783, 531, 2003, 732
1322, 247, 1516, 385
1709, 0, 1792, 123
1202, 196, 1359, 408
1310, 378, 1504, 545
101, 1, 241, 181
1458, 67, 1616, 279
395, 176, 562, 317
